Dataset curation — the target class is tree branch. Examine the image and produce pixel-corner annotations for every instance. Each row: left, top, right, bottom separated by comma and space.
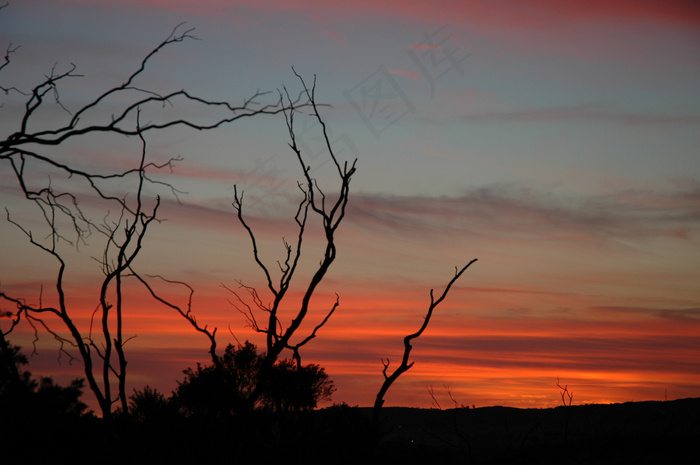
135, 274, 220, 369
373, 259, 478, 426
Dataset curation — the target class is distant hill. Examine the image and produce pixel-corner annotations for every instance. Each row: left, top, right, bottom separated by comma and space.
369, 397, 699, 464
4, 394, 697, 464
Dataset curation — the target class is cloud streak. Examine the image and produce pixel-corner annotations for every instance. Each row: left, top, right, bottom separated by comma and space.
85, 0, 700, 29
5, 0, 699, 411
347, 180, 700, 245
459, 104, 700, 126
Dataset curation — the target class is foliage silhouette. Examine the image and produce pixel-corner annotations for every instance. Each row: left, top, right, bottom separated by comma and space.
0, 336, 100, 464
127, 385, 176, 423
265, 359, 335, 413
0, 334, 87, 418
2, 334, 696, 464
173, 341, 334, 417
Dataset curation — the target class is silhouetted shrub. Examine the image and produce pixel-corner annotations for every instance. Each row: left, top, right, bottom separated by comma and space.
0, 336, 87, 418
263, 359, 335, 412
173, 341, 260, 416
32, 376, 88, 417
128, 385, 177, 422
172, 341, 335, 417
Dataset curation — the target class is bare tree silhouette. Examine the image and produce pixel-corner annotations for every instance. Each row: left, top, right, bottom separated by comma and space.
0, 22, 300, 422
221, 71, 477, 420
2, 9, 478, 428
374, 260, 477, 427
226, 70, 356, 410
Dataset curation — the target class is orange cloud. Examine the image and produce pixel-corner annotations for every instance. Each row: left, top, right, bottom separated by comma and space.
8, 276, 700, 411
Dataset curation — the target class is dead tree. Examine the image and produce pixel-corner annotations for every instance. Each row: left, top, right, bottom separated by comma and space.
135, 274, 221, 370
556, 377, 574, 443
228, 70, 356, 408
373, 259, 477, 426
1, 119, 161, 418
0, 22, 297, 422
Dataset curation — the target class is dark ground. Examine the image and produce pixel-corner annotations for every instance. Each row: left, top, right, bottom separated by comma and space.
5, 398, 698, 464
371, 397, 700, 464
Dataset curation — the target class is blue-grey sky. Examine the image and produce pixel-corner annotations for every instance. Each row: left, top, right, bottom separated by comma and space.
2, 0, 699, 409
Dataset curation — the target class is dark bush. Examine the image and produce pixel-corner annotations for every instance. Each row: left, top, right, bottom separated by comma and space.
172, 341, 335, 417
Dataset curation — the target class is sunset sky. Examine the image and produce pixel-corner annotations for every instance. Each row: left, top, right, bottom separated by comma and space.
1, 0, 699, 412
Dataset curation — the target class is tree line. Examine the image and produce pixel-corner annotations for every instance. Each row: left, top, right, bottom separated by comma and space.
0, 7, 476, 449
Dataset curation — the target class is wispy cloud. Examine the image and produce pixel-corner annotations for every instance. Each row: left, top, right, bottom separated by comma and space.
459, 103, 700, 126
592, 305, 700, 322
93, 0, 700, 30
347, 180, 700, 245
409, 44, 441, 51
387, 68, 423, 81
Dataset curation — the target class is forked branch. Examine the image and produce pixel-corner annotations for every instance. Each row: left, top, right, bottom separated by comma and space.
135, 274, 220, 369
0, 22, 304, 422
230, 71, 356, 373
373, 259, 478, 426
